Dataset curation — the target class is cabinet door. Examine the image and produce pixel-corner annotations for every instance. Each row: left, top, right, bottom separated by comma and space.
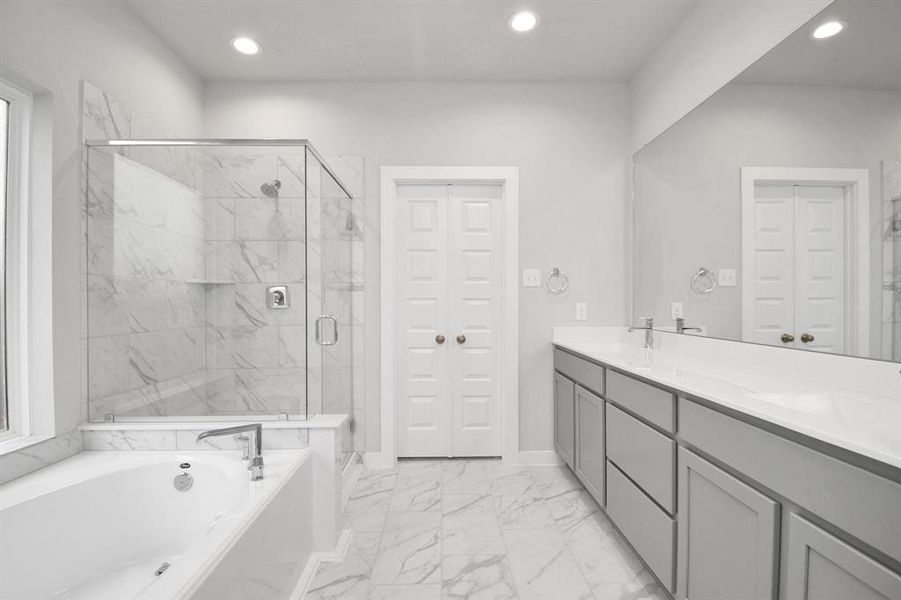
574, 385, 604, 504
677, 448, 779, 600
553, 372, 575, 469
785, 514, 901, 600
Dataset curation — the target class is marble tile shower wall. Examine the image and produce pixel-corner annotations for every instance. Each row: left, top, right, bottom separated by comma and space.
884, 160, 901, 361
82, 82, 366, 440
86, 152, 207, 419
202, 154, 310, 416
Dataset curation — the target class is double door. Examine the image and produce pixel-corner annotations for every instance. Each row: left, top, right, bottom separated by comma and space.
397, 183, 502, 457
744, 183, 846, 353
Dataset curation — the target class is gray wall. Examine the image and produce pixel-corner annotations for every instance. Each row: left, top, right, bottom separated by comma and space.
634, 83, 901, 356
0, 0, 202, 480
203, 81, 631, 452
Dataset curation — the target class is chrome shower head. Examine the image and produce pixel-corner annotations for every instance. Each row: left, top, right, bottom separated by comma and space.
260, 179, 281, 198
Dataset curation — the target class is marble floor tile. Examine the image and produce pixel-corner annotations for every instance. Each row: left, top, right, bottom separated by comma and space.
443, 459, 492, 494
390, 476, 442, 512
371, 512, 442, 584
314, 460, 658, 600
442, 554, 518, 600
491, 477, 556, 530
503, 527, 594, 600
367, 584, 442, 600
443, 493, 505, 555
306, 549, 371, 600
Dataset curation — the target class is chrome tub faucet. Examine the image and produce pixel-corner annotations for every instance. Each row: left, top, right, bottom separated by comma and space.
197, 423, 264, 481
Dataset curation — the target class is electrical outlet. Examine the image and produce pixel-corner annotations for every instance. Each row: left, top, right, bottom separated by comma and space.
522, 269, 541, 287
718, 268, 737, 287
575, 302, 588, 321
671, 302, 683, 319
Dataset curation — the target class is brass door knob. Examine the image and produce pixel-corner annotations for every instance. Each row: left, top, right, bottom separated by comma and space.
800, 333, 815, 343
435, 334, 445, 345
781, 333, 795, 343
456, 334, 466, 344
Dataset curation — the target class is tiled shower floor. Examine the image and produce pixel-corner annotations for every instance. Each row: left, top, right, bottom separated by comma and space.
306, 458, 668, 600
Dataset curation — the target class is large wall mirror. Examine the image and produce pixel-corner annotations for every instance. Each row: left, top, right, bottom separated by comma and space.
633, 0, 901, 361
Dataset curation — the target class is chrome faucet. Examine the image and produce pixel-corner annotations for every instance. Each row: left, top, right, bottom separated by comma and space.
628, 317, 654, 349
675, 317, 702, 334
197, 424, 264, 481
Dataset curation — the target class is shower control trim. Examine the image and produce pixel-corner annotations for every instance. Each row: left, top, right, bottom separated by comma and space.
267, 286, 289, 309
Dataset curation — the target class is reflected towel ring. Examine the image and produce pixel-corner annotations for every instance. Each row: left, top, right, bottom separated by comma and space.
690, 267, 718, 295
544, 268, 569, 294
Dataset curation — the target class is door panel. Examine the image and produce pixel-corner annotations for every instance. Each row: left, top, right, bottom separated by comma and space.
785, 514, 901, 600
554, 373, 575, 469
677, 447, 779, 600
794, 185, 845, 353
449, 184, 503, 456
397, 185, 449, 457
747, 183, 796, 347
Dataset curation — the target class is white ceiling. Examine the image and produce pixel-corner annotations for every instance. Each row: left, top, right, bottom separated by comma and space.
126, 0, 695, 82
736, 0, 901, 92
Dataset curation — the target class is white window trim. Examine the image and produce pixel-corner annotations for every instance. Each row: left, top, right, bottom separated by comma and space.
0, 77, 55, 453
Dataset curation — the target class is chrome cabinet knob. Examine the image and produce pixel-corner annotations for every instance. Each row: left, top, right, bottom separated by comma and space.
800, 333, 815, 343
435, 334, 446, 345
781, 333, 795, 343
456, 334, 466, 344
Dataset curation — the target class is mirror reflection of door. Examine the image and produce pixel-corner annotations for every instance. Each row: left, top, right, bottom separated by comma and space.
741, 168, 868, 355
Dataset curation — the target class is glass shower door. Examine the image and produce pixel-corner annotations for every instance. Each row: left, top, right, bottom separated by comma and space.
306, 149, 355, 465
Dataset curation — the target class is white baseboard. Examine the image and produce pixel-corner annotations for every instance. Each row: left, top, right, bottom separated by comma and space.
341, 453, 363, 508
363, 451, 396, 469
504, 450, 563, 466
289, 528, 353, 600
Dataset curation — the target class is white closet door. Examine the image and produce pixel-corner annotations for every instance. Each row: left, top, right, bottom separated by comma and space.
746, 184, 796, 347
794, 185, 845, 353
448, 184, 503, 457
396, 182, 503, 458
396, 184, 450, 457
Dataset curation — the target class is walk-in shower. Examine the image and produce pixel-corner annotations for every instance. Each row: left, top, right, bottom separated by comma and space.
83, 140, 355, 447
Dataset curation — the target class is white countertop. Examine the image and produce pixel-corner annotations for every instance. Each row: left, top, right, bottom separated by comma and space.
553, 328, 901, 471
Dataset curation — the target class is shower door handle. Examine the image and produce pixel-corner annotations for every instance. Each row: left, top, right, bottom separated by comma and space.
316, 315, 339, 346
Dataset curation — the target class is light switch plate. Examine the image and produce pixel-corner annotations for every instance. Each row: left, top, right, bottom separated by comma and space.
522, 269, 541, 287
671, 302, 683, 319
718, 269, 737, 287
575, 302, 588, 321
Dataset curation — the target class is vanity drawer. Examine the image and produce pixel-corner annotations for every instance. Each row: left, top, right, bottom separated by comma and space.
606, 370, 675, 433
554, 348, 604, 395
607, 403, 675, 513
607, 460, 675, 591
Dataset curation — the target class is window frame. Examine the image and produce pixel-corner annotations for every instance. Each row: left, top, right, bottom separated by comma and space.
0, 77, 54, 451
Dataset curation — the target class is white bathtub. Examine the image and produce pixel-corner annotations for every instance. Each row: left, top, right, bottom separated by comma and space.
0, 449, 313, 600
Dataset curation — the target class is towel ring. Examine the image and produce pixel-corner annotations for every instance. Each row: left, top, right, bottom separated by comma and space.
690, 267, 718, 295
544, 268, 569, 295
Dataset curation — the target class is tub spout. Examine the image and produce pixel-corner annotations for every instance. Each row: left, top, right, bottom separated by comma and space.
197, 424, 264, 480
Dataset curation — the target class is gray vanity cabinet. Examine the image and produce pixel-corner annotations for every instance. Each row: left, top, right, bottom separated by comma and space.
784, 515, 901, 600
676, 447, 779, 600
574, 385, 604, 504
554, 372, 575, 469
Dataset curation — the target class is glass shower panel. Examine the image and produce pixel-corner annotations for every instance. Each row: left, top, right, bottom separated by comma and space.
306, 149, 355, 464
85, 142, 311, 421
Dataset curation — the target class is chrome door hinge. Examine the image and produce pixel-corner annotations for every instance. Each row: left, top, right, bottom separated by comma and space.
348, 417, 356, 434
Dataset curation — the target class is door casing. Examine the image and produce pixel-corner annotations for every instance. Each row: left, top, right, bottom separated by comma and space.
378, 166, 519, 467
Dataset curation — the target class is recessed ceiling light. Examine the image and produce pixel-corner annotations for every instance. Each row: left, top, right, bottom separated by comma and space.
811, 21, 845, 40
508, 10, 538, 33
231, 36, 261, 55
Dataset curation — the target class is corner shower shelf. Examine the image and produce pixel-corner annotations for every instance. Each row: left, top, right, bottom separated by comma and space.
185, 279, 235, 285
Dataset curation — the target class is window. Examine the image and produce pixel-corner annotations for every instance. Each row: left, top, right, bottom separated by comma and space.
0, 95, 8, 432
0, 77, 54, 451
